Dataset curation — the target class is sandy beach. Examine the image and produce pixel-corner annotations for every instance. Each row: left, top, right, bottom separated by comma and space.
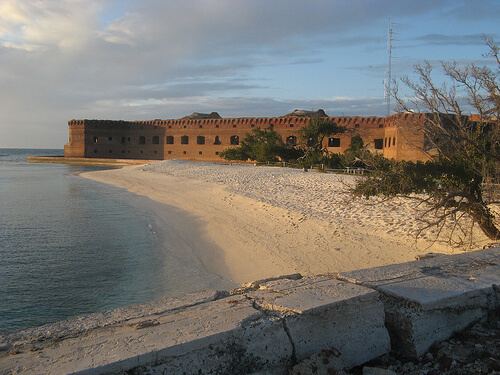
81, 160, 489, 284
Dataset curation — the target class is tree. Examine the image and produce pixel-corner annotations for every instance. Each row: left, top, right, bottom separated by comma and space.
348, 135, 364, 151
218, 146, 248, 162
353, 37, 500, 244
296, 116, 346, 169
219, 126, 298, 163
342, 135, 370, 168
298, 116, 346, 152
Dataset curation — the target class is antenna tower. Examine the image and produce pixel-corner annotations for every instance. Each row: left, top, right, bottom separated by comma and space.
385, 19, 397, 116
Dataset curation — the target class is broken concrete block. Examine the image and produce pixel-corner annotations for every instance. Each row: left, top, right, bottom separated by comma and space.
249, 276, 390, 369
337, 248, 500, 359
0, 289, 226, 350
0, 296, 293, 375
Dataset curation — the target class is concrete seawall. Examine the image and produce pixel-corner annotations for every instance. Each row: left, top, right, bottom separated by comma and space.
1, 248, 499, 374
27, 156, 156, 166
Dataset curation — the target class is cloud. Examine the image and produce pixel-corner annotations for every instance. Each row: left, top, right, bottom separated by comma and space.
0, 0, 29, 36
412, 33, 494, 47
443, 0, 500, 20
0, 0, 103, 51
0, 0, 498, 147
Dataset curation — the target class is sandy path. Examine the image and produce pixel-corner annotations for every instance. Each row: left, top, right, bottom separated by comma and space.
81, 161, 482, 284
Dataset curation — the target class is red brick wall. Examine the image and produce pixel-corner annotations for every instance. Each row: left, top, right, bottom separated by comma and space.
64, 114, 431, 162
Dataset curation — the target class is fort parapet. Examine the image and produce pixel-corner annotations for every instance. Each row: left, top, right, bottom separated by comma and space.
63, 111, 433, 162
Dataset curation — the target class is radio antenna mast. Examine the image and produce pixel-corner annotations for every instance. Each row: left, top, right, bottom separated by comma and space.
385, 19, 397, 116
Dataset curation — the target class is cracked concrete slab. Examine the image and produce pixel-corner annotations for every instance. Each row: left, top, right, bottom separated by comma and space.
248, 277, 390, 369
336, 248, 500, 359
0, 289, 227, 352
0, 296, 292, 375
251, 276, 379, 315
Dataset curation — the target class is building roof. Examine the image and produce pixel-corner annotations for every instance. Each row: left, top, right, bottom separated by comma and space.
284, 109, 328, 117
182, 112, 222, 119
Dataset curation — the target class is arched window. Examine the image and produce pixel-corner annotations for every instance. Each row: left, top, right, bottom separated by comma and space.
152, 136, 160, 144
181, 135, 189, 144
197, 136, 205, 145
214, 135, 221, 145
230, 135, 239, 145
286, 136, 297, 146
139, 136, 146, 145
166, 136, 174, 144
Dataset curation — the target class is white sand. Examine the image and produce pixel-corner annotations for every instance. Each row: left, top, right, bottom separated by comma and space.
81, 160, 489, 284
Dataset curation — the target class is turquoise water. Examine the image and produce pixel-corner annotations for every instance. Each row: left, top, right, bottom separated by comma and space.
0, 149, 234, 333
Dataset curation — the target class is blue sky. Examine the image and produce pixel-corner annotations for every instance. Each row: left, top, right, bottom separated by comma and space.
0, 0, 499, 148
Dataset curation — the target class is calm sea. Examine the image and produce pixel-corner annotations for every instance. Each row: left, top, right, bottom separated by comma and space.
0, 149, 234, 333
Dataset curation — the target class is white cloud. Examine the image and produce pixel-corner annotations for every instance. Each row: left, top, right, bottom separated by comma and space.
0, 0, 103, 51
100, 18, 136, 46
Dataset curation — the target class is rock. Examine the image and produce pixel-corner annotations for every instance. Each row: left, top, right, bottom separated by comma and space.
362, 366, 398, 375
490, 358, 500, 371
439, 355, 454, 370
289, 346, 347, 375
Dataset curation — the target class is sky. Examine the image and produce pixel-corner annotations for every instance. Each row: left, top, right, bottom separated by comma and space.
0, 0, 499, 148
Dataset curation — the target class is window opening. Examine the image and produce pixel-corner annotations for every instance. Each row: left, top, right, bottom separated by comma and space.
328, 138, 340, 147
374, 139, 384, 149
230, 135, 239, 145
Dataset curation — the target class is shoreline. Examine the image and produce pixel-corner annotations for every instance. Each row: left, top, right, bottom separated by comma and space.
79, 174, 238, 292
80, 160, 490, 284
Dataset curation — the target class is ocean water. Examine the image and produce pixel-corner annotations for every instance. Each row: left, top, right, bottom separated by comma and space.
0, 149, 235, 333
